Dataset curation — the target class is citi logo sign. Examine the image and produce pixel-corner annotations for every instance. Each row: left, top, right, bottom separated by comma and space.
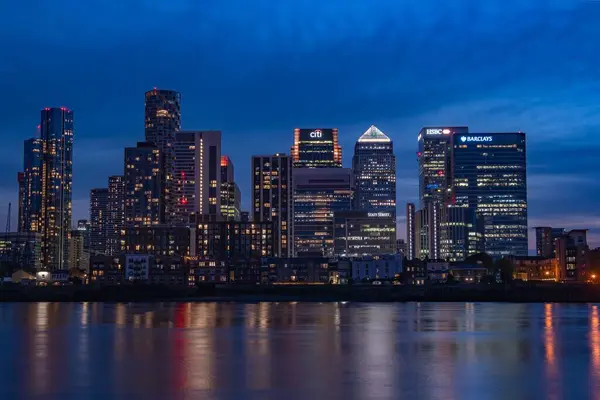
460, 136, 493, 143
310, 130, 322, 138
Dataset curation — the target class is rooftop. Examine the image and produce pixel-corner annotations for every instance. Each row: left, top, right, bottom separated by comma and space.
357, 125, 391, 143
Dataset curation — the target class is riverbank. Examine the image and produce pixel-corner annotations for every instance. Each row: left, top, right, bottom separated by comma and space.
1, 283, 600, 303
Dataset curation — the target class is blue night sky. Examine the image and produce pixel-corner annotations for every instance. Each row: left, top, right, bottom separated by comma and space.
1, 0, 600, 249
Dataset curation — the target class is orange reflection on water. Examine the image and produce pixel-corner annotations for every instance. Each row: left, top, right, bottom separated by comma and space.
590, 305, 600, 391
544, 303, 560, 400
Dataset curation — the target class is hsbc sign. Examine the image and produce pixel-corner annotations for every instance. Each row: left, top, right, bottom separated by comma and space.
426, 128, 451, 135
310, 130, 322, 138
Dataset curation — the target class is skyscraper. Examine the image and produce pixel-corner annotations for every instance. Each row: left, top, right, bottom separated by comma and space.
293, 168, 353, 257
107, 176, 125, 255
405, 203, 416, 260
172, 131, 222, 224
333, 210, 396, 256
124, 142, 164, 227
353, 125, 396, 214
144, 89, 181, 222
291, 128, 342, 168
439, 206, 484, 261
252, 154, 293, 258
90, 188, 108, 254
452, 132, 528, 257
220, 156, 241, 221
25, 108, 74, 271
418, 127, 468, 208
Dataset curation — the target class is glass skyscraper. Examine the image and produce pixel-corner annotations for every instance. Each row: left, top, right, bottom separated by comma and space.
220, 156, 241, 221
252, 154, 293, 258
452, 132, 528, 257
20, 108, 74, 270
291, 128, 342, 168
90, 188, 109, 255
353, 125, 396, 214
293, 168, 353, 257
144, 89, 181, 222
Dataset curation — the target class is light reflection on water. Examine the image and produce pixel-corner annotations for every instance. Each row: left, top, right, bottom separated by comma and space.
0, 302, 599, 399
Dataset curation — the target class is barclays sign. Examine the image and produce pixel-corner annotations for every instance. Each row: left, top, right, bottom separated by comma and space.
460, 136, 493, 143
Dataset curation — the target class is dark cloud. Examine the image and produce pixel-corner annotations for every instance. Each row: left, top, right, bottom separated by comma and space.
1, 0, 599, 248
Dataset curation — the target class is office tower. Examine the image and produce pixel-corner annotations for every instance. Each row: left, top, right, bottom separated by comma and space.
124, 142, 164, 227
555, 229, 589, 282
414, 203, 440, 260
252, 154, 293, 258
418, 127, 468, 208
144, 89, 181, 220
353, 125, 396, 214
19, 138, 43, 233
107, 176, 125, 255
452, 132, 528, 257
0, 232, 42, 271
293, 168, 353, 257
535, 227, 565, 258
406, 203, 416, 260
17, 172, 25, 232
334, 210, 396, 256
220, 156, 241, 221
77, 219, 91, 251
396, 239, 406, 256
439, 206, 484, 261
68, 229, 89, 271
30, 108, 74, 271
90, 188, 109, 254
291, 128, 342, 168
172, 131, 222, 224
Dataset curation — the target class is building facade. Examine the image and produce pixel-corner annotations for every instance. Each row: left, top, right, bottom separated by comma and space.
29, 108, 74, 270
124, 142, 164, 227
220, 156, 241, 221
535, 227, 565, 258
555, 229, 589, 282
439, 206, 484, 261
123, 226, 191, 258
144, 89, 181, 221
405, 203, 416, 260
333, 210, 396, 256
107, 175, 125, 255
68, 229, 89, 271
195, 221, 274, 262
414, 202, 439, 260
293, 168, 353, 257
353, 125, 396, 214
418, 127, 468, 208
452, 132, 528, 257
0, 232, 42, 271
172, 131, 222, 224
19, 138, 43, 233
90, 188, 109, 255
291, 128, 342, 168
252, 154, 293, 257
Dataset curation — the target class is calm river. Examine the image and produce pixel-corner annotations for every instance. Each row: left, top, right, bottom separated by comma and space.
0, 302, 598, 399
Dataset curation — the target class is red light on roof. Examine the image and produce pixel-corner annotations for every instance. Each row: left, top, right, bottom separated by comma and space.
181, 198, 188, 205
220, 156, 229, 167
44, 108, 50, 111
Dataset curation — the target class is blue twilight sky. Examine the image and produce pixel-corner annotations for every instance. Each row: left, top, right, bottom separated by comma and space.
1, 0, 600, 249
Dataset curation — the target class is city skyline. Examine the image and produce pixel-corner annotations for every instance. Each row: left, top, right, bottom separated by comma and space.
2, 1, 600, 250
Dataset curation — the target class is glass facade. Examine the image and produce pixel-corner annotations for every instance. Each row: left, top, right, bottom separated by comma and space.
144, 89, 181, 222
107, 175, 125, 255
353, 125, 396, 214
220, 156, 241, 221
439, 206, 484, 261
452, 132, 528, 257
90, 188, 109, 255
26, 107, 74, 271
334, 210, 396, 256
252, 154, 293, 257
291, 128, 342, 168
293, 168, 353, 257
124, 142, 164, 227
418, 127, 468, 208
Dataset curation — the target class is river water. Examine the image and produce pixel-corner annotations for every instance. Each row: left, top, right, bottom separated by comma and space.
0, 302, 598, 399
